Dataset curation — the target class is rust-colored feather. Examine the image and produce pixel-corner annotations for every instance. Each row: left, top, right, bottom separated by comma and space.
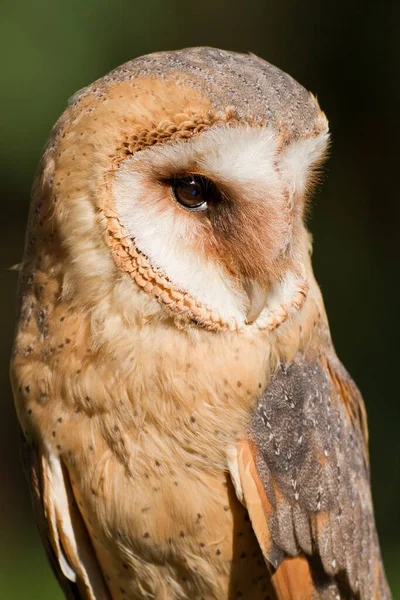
272, 557, 317, 600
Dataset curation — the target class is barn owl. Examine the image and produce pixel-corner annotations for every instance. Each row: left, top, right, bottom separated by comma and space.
11, 47, 391, 600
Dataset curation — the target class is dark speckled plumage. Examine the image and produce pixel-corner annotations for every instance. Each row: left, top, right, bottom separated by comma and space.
249, 355, 391, 599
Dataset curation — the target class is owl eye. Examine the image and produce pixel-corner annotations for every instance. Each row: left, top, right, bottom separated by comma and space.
171, 175, 217, 211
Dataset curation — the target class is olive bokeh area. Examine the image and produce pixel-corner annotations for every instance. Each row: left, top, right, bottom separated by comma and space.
1, 1, 399, 598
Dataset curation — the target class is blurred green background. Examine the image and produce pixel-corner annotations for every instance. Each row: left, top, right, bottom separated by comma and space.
1, 1, 399, 598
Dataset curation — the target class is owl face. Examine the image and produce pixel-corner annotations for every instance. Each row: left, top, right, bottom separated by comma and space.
112, 121, 328, 328
42, 48, 329, 333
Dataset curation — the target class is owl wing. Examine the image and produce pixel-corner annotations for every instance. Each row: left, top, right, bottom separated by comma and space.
21, 432, 110, 600
228, 351, 391, 599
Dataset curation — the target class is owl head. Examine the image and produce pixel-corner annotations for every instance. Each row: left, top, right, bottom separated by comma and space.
31, 48, 329, 334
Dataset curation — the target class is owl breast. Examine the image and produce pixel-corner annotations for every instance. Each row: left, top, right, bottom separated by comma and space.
13, 277, 281, 599
52, 323, 277, 600
66, 448, 275, 599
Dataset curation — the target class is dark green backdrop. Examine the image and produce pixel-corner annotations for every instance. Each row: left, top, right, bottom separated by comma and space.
1, 1, 399, 598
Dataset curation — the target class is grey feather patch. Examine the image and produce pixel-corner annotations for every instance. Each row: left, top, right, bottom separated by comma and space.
249, 355, 391, 600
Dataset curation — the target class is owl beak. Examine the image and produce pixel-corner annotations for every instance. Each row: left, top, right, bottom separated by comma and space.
244, 279, 269, 324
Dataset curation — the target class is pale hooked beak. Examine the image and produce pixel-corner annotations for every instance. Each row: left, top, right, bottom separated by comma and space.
244, 279, 269, 324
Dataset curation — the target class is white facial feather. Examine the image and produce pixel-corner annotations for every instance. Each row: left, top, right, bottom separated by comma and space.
114, 171, 246, 323
280, 130, 330, 195
113, 125, 328, 325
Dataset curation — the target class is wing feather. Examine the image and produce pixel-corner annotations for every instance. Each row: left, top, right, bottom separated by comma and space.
21, 433, 110, 600
229, 352, 391, 599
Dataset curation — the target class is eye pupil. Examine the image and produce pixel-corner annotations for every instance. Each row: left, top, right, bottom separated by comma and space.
172, 176, 214, 210
189, 179, 201, 196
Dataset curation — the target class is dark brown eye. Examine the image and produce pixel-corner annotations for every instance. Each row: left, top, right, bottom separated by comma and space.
171, 176, 216, 211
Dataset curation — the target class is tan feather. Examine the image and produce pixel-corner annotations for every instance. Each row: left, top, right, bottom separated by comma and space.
21, 435, 109, 599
